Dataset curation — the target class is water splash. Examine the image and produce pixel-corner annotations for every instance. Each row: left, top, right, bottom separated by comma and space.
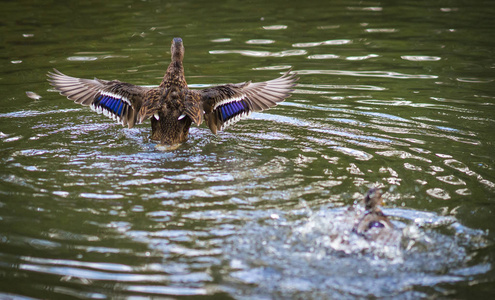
220, 206, 490, 298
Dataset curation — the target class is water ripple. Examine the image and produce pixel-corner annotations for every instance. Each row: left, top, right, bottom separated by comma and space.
124, 285, 207, 296
296, 69, 438, 79
401, 55, 441, 62
297, 83, 387, 91
246, 39, 275, 44
209, 49, 307, 57
292, 39, 352, 47
19, 263, 169, 282
262, 25, 287, 30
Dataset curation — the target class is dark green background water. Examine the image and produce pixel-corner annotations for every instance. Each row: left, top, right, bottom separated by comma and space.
1, 0, 494, 298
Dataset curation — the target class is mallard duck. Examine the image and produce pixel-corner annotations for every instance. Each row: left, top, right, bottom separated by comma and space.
353, 188, 394, 235
47, 37, 297, 145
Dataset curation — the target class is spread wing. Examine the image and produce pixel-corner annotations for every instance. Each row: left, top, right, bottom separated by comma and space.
199, 71, 297, 134
47, 69, 151, 128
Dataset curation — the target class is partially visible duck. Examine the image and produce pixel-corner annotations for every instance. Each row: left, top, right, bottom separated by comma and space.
48, 37, 297, 146
353, 188, 394, 236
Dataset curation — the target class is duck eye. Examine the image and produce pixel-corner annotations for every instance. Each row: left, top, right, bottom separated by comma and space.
368, 221, 385, 229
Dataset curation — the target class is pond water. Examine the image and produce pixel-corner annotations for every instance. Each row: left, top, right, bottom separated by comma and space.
1, 0, 494, 298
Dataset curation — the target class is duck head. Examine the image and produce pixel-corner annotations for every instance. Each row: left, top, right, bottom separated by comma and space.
363, 188, 383, 211
171, 37, 185, 62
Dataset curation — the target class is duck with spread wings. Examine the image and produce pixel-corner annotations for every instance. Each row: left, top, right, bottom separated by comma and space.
47, 37, 297, 146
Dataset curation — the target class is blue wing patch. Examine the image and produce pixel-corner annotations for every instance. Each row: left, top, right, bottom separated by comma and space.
218, 100, 249, 122
90, 91, 131, 124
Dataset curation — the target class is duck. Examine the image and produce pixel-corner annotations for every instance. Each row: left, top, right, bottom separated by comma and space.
47, 37, 298, 146
353, 188, 394, 236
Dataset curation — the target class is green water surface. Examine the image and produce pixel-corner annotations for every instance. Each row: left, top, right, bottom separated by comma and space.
1, 0, 494, 298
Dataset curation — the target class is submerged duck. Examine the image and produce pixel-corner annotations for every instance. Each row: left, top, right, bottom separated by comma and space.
48, 37, 297, 145
353, 188, 394, 236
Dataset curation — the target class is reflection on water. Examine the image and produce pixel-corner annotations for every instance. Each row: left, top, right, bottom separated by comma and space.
209, 49, 307, 57
1, 0, 495, 298
292, 39, 352, 47
296, 69, 438, 79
